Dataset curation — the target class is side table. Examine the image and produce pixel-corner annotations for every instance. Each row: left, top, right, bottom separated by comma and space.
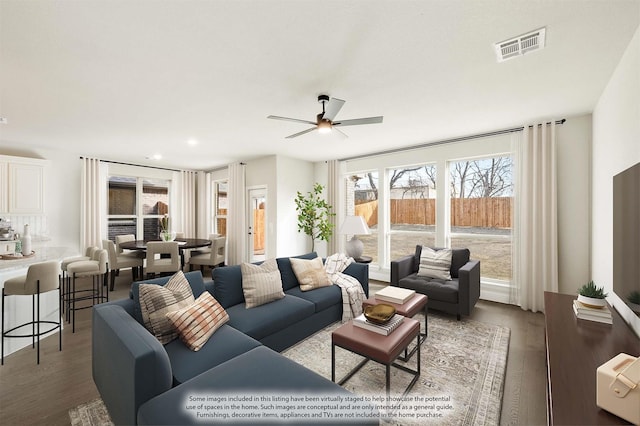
332, 318, 421, 397
363, 293, 428, 361
354, 256, 372, 264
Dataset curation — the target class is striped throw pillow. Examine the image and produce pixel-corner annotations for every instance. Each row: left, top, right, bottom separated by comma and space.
417, 247, 453, 280
138, 271, 195, 344
241, 259, 285, 308
166, 292, 229, 351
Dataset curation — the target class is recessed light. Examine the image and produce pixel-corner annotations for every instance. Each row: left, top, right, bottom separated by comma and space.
145, 154, 162, 160
187, 139, 198, 146
0, 117, 7, 124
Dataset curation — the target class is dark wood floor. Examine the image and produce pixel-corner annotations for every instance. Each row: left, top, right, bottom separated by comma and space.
0, 273, 547, 425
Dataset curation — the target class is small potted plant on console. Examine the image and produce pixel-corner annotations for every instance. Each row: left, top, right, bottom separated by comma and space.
577, 280, 608, 309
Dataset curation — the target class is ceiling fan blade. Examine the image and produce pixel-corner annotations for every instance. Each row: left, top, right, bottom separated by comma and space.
267, 115, 316, 126
333, 127, 349, 138
322, 98, 345, 121
285, 127, 317, 139
333, 116, 383, 127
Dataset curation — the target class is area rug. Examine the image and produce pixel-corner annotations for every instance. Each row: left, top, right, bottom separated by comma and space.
70, 313, 509, 426
282, 312, 510, 425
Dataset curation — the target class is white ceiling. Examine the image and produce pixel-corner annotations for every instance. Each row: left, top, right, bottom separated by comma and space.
1, 0, 639, 170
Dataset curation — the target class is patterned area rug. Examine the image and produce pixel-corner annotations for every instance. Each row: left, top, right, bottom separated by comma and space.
70, 313, 509, 426
282, 312, 510, 425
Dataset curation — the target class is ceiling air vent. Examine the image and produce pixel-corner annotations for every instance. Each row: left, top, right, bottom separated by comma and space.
495, 27, 546, 62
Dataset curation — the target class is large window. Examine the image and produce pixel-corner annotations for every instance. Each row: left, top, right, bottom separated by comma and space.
213, 181, 228, 236
449, 156, 513, 281
108, 176, 170, 241
388, 164, 436, 262
348, 172, 378, 263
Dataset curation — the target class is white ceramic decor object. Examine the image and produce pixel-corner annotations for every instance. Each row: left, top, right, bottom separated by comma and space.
21, 224, 32, 255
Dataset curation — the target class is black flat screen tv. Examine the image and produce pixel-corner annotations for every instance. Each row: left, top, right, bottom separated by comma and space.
613, 161, 640, 317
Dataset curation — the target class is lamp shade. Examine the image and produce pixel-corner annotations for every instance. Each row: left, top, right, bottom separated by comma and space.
340, 216, 371, 235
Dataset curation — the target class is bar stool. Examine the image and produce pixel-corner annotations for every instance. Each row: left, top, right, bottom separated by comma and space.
2, 261, 62, 365
59, 247, 99, 317
65, 249, 108, 333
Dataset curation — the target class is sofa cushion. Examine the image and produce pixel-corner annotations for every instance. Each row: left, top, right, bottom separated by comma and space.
131, 270, 205, 324
225, 295, 315, 341
212, 264, 244, 309
138, 272, 196, 344
417, 246, 452, 280
241, 259, 285, 308
285, 284, 342, 313
290, 256, 331, 291
137, 346, 377, 426
276, 252, 318, 291
164, 324, 261, 385
399, 273, 459, 304
165, 292, 229, 351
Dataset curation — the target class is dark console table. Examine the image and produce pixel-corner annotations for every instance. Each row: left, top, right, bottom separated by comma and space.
544, 291, 640, 425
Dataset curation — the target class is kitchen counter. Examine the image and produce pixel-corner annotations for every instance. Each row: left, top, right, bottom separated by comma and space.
1, 246, 77, 359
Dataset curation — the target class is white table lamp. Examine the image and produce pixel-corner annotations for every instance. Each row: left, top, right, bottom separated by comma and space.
340, 216, 371, 260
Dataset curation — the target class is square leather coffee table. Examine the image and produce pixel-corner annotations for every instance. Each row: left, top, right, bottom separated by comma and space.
362, 293, 428, 361
331, 317, 420, 397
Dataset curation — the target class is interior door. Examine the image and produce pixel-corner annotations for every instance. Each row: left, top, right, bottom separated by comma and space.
247, 187, 266, 262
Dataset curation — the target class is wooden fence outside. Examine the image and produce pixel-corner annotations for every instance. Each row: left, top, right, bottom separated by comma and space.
356, 197, 512, 229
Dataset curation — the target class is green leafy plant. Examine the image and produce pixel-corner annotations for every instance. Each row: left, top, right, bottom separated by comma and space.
578, 280, 608, 299
628, 291, 640, 305
294, 183, 335, 252
160, 214, 169, 232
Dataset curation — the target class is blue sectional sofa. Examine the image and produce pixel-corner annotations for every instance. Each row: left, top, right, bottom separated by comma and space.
92, 253, 371, 425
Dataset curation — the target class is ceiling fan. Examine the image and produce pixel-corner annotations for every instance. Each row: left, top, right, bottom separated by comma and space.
267, 94, 383, 139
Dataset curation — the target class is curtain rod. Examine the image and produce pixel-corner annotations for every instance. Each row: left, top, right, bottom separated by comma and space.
339, 118, 566, 162
79, 156, 182, 172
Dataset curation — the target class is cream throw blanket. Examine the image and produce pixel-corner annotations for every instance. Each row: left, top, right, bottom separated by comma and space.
325, 253, 365, 322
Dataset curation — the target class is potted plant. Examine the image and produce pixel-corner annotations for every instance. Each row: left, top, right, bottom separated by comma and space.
294, 183, 335, 252
577, 280, 608, 308
159, 214, 175, 241
627, 291, 640, 314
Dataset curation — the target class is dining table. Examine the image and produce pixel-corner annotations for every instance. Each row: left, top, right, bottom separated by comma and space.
118, 238, 212, 270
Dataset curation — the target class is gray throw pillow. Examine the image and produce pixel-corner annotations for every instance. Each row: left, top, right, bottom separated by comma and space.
241, 259, 285, 308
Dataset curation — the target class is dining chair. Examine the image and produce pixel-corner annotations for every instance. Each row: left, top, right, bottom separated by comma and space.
2, 261, 61, 365
115, 234, 145, 259
103, 240, 144, 291
145, 241, 181, 278
189, 233, 220, 257
188, 236, 226, 272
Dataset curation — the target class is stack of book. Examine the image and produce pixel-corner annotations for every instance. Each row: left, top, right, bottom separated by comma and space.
375, 286, 416, 305
572, 299, 613, 324
353, 313, 404, 335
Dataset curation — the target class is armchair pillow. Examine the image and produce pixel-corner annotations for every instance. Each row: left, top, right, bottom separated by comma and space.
165, 292, 229, 351
241, 259, 285, 308
138, 271, 195, 344
290, 257, 331, 291
417, 246, 452, 280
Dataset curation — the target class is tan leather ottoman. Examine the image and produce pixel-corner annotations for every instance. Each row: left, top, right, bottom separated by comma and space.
331, 317, 420, 397
362, 293, 428, 361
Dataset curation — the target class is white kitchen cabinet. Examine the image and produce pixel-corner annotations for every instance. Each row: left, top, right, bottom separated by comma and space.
0, 155, 47, 214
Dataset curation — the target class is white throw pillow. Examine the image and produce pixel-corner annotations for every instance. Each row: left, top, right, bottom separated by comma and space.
241, 259, 285, 308
417, 247, 452, 280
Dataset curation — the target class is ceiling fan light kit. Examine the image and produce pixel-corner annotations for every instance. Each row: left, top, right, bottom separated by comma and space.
268, 94, 383, 139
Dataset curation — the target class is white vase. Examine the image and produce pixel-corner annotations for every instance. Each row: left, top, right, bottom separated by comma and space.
577, 294, 606, 309
160, 230, 176, 242
21, 224, 32, 256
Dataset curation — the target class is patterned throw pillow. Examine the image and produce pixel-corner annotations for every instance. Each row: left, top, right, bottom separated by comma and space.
165, 292, 229, 351
290, 256, 331, 291
241, 259, 285, 308
417, 246, 453, 280
138, 271, 195, 344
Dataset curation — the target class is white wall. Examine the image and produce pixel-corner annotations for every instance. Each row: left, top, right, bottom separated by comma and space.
592, 26, 640, 335
276, 156, 314, 256
556, 114, 592, 294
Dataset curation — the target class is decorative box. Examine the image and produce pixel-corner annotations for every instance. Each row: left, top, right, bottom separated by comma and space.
596, 353, 640, 425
